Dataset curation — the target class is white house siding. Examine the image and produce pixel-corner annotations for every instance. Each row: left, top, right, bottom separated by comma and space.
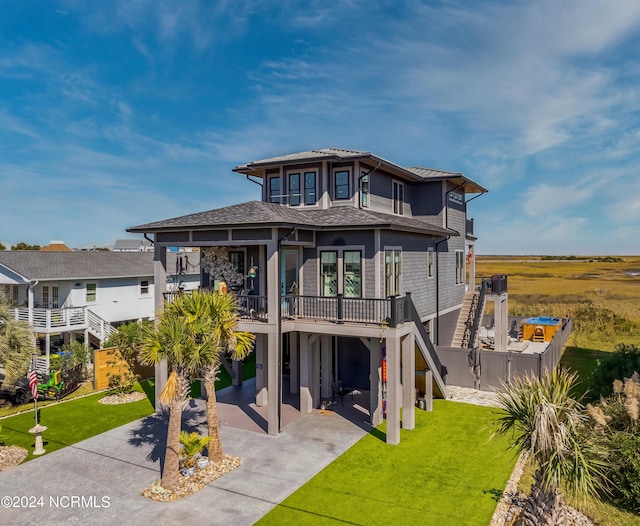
86, 277, 155, 323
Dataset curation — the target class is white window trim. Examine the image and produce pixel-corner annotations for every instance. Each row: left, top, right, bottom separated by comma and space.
86, 282, 97, 304
140, 279, 150, 296
455, 249, 465, 285
384, 246, 402, 297
317, 245, 365, 296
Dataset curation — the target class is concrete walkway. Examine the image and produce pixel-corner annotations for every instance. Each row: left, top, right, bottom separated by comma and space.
0, 391, 368, 526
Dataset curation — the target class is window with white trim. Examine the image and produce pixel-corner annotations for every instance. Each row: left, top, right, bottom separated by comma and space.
427, 248, 434, 278
360, 172, 369, 208
385, 249, 402, 297
343, 251, 362, 298
320, 251, 338, 297
86, 283, 97, 303
393, 180, 404, 215
455, 250, 464, 285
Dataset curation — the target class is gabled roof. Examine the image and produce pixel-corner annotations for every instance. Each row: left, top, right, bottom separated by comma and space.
128, 200, 457, 237
233, 147, 487, 194
0, 252, 155, 281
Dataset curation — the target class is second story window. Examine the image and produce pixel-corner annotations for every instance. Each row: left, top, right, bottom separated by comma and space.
335, 170, 350, 200
393, 180, 404, 215
427, 248, 434, 278
304, 171, 316, 205
455, 250, 464, 285
320, 251, 338, 296
140, 280, 150, 295
289, 173, 301, 206
343, 251, 362, 297
360, 173, 369, 208
269, 176, 281, 204
385, 249, 402, 297
86, 283, 97, 303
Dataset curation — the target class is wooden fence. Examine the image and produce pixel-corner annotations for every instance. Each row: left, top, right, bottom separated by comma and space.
93, 347, 154, 390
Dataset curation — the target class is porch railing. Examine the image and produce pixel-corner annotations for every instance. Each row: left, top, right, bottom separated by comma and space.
13, 306, 116, 342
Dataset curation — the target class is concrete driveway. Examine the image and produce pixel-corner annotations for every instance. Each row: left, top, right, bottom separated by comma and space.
0, 391, 369, 526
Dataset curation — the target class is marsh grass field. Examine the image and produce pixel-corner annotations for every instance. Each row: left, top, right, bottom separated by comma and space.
477, 255, 640, 526
475, 255, 640, 351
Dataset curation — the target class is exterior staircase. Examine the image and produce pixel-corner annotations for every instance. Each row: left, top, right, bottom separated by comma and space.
452, 292, 479, 348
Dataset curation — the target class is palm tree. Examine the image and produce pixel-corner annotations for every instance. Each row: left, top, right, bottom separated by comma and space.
172, 290, 254, 462
0, 289, 35, 386
140, 305, 217, 490
494, 368, 605, 526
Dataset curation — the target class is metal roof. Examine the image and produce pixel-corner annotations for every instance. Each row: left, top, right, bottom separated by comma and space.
233, 147, 487, 193
128, 200, 457, 237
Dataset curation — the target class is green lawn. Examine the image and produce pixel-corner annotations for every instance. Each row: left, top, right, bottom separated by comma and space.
258, 400, 516, 526
1, 380, 155, 462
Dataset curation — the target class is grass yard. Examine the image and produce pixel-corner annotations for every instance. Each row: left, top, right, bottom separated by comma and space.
258, 401, 516, 526
0, 380, 155, 462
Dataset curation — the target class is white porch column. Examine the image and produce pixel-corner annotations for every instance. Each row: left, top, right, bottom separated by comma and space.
402, 331, 416, 431
153, 244, 168, 410
468, 244, 476, 289
28, 284, 34, 326
267, 332, 280, 436
492, 293, 509, 352
368, 338, 383, 427
424, 370, 433, 412
310, 335, 320, 408
320, 335, 332, 399
299, 332, 313, 413
289, 332, 299, 394
386, 335, 401, 445
255, 334, 268, 406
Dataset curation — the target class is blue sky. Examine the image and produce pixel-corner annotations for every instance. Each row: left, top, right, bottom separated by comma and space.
1, 0, 639, 255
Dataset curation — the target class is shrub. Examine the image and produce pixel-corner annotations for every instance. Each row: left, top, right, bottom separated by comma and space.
588, 375, 640, 513
590, 344, 640, 399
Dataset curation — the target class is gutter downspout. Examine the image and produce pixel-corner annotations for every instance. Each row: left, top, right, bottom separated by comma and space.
434, 237, 449, 345
245, 175, 263, 187
277, 226, 296, 433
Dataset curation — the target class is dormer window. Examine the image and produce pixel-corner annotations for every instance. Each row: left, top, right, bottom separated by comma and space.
334, 170, 350, 200
393, 180, 404, 215
269, 176, 281, 204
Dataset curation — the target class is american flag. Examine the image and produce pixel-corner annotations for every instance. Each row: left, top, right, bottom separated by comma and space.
28, 357, 38, 399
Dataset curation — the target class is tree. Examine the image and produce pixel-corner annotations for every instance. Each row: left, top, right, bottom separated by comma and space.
173, 290, 254, 461
11, 242, 41, 251
0, 289, 35, 386
494, 369, 605, 526
140, 302, 217, 491
0, 242, 5, 251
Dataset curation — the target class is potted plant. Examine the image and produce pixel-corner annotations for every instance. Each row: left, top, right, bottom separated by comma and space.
179, 431, 212, 476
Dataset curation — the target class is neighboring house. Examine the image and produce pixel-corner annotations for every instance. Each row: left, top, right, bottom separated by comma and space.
128, 147, 487, 444
112, 239, 153, 252
0, 251, 199, 363
40, 240, 73, 252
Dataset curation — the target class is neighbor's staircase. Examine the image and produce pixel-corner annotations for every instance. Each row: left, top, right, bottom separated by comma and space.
86, 309, 117, 346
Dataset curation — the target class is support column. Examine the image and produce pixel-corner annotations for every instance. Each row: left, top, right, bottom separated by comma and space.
492, 293, 509, 352
320, 335, 332, 399
424, 370, 433, 412
231, 359, 242, 386
310, 335, 320, 408
402, 332, 416, 431
153, 243, 168, 410
289, 332, 299, 394
368, 338, 383, 427
299, 333, 313, 413
267, 332, 280, 436
386, 335, 401, 445
255, 334, 268, 406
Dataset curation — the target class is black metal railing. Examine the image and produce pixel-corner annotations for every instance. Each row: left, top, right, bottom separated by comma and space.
402, 293, 445, 380
467, 278, 489, 348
